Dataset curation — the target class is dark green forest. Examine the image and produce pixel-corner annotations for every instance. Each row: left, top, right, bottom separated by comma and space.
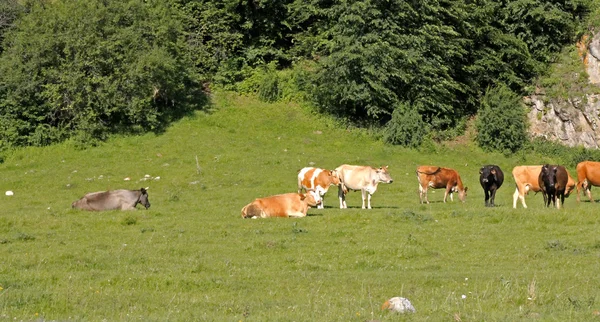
0, 0, 596, 151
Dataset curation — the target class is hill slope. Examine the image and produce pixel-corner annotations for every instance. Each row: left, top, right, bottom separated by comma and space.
1, 93, 600, 321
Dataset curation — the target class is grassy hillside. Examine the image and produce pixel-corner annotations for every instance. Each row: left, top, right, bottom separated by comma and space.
1, 93, 600, 321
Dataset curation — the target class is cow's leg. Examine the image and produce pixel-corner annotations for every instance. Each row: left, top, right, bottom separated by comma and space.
587, 184, 594, 202
338, 185, 346, 209
514, 186, 527, 209
443, 186, 452, 203
367, 192, 373, 209
576, 181, 584, 202
361, 189, 367, 209
419, 185, 429, 204
484, 189, 490, 207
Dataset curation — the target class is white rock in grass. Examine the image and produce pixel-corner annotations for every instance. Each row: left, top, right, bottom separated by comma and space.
382, 297, 415, 314
124, 177, 131, 181
5, 191, 14, 196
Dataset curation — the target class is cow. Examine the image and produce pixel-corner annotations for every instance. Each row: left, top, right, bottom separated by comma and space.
576, 161, 600, 202
240, 191, 321, 218
512, 165, 576, 209
416, 166, 467, 204
72, 188, 150, 211
335, 165, 393, 209
538, 164, 571, 209
479, 165, 504, 207
297, 167, 340, 209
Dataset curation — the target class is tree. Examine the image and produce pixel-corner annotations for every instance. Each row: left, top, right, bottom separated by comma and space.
475, 85, 529, 153
0, 0, 203, 148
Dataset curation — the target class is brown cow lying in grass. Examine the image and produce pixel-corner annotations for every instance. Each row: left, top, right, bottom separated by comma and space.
241, 191, 321, 218
72, 188, 150, 211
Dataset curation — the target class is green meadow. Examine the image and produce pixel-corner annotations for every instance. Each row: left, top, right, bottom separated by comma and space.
1, 93, 600, 321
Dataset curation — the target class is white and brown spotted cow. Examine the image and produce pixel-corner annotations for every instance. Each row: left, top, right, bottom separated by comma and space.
241, 191, 321, 219
297, 167, 340, 209
335, 164, 393, 209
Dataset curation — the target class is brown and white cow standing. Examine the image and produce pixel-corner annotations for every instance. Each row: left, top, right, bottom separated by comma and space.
72, 188, 150, 211
575, 161, 600, 202
241, 191, 321, 219
416, 166, 467, 204
335, 164, 393, 209
512, 165, 576, 208
297, 167, 340, 209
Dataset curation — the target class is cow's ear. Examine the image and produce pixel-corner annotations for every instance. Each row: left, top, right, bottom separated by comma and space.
479, 167, 483, 174
491, 169, 496, 175
141, 187, 146, 193
299, 193, 306, 200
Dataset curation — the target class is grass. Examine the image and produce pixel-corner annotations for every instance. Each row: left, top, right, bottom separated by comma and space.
1, 92, 600, 321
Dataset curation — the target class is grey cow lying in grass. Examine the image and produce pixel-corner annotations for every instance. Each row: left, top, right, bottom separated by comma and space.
72, 188, 150, 211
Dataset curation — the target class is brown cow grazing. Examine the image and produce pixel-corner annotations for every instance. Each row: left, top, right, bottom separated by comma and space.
297, 167, 340, 209
416, 166, 468, 204
538, 164, 570, 209
335, 165, 393, 209
72, 188, 150, 211
241, 191, 321, 219
576, 161, 600, 202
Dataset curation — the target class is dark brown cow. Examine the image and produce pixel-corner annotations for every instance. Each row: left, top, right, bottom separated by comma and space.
479, 165, 504, 207
72, 188, 150, 211
576, 161, 600, 202
416, 166, 467, 204
538, 164, 571, 209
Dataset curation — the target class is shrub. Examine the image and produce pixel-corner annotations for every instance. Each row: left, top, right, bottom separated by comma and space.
0, 0, 203, 148
383, 104, 429, 148
475, 85, 529, 154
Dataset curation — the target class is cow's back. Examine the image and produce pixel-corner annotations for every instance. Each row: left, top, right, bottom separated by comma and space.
244, 193, 310, 218
512, 165, 542, 192
577, 161, 600, 186
73, 189, 139, 211
336, 164, 371, 190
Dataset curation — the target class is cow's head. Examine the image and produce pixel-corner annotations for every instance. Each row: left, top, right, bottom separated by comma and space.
458, 186, 468, 202
479, 166, 497, 183
329, 170, 341, 186
138, 187, 151, 209
540, 164, 558, 189
377, 166, 393, 184
302, 191, 321, 207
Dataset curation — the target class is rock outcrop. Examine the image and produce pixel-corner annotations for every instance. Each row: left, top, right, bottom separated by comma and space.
525, 32, 600, 149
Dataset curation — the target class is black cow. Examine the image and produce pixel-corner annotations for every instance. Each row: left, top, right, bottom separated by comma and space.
479, 165, 504, 207
539, 164, 569, 209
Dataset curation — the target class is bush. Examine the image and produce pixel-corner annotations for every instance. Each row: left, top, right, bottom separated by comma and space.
475, 85, 529, 154
383, 104, 429, 148
0, 0, 203, 148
